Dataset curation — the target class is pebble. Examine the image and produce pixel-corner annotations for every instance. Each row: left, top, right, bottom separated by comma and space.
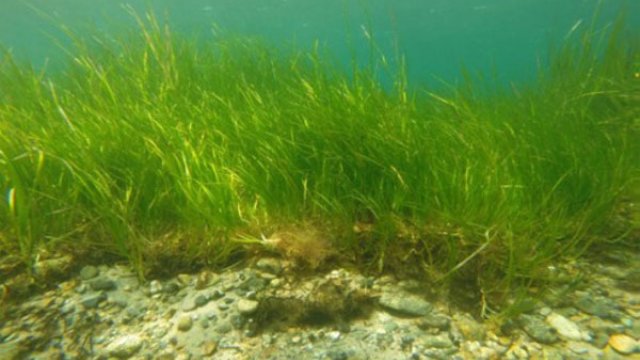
327, 331, 341, 341
608, 333, 640, 354
81, 293, 107, 308
79, 265, 99, 280
89, 278, 117, 291
422, 333, 454, 349
237, 299, 259, 315
215, 321, 233, 334
177, 274, 191, 285
201, 340, 218, 356
105, 334, 143, 358
149, 280, 163, 295
418, 314, 450, 330
177, 315, 193, 331
519, 314, 559, 344
256, 258, 283, 275
545, 312, 589, 341
194, 294, 209, 307
379, 291, 432, 316
575, 294, 620, 320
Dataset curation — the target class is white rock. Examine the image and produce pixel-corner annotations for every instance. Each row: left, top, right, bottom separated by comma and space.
105, 334, 143, 358
546, 313, 590, 341
237, 299, 259, 314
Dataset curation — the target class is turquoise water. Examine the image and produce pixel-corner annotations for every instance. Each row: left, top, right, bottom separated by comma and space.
0, 0, 638, 86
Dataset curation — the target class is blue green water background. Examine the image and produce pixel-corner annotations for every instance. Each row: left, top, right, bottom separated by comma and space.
1, 0, 638, 87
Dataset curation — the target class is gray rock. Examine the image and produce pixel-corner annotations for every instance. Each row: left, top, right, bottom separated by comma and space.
105, 334, 143, 358
239, 276, 268, 292
422, 333, 454, 349
176, 315, 193, 331
379, 291, 432, 316
210, 289, 225, 300
575, 294, 621, 320
89, 278, 116, 291
418, 314, 451, 330
194, 294, 209, 307
256, 258, 283, 275
79, 265, 99, 280
215, 321, 233, 334
237, 299, 259, 315
163, 282, 180, 294
81, 293, 107, 308
519, 314, 559, 344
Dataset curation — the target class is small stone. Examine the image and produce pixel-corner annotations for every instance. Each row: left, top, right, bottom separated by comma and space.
149, 280, 163, 295
592, 332, 610, 349
196, 271, 217, 289
237, 299, 259, 315
422, 333, 454, 349
164, 282, 180, 294
539, 306, 552, 316
327, 331, 341, 341
418, 314, 450, 330
519, 314, 559, 344
256, 258, 283, 275
194, 294, 209, 307
176, 353, 191, 360
156, 349, 177, 360
177, 274, 191, 285
105, 334, 143, 358
176, 315, 193, 332
575, 294, 620, 320
81, 293, 107, 308
89, 278, 116, 291
215, 321, 233, 334
454, 313, 485, 341
609, 333, 640, 355
379, 291, 432, 316
546, 312, 590, 341
291, 336, 302, 344
79, 265, 99, 280
200, 318, 210, 329
210, 289, 225, 300
401, 335, 415, 347
202, 340, 218, 356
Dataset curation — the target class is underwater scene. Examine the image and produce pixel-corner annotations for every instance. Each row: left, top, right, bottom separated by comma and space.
0, 0, 639, 358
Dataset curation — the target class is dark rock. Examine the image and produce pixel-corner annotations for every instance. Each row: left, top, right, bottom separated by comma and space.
518, 314, 559, 344
89, 278, 116, 291
575, 294, 621, 320
81, 293, 107, 308
418, 314, 450, 331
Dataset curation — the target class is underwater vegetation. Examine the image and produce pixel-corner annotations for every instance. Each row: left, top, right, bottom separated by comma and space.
0, 8, 638, 317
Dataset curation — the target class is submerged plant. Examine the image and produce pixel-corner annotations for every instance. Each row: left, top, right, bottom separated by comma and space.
0, 8, 638, 317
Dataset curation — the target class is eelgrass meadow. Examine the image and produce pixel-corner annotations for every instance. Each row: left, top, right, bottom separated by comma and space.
1, 8, 639, 317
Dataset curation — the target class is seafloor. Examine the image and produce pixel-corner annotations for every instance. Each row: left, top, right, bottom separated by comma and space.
1, 243, 639, 360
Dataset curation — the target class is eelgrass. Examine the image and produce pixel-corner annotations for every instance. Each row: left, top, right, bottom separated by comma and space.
0, 9, 638, 316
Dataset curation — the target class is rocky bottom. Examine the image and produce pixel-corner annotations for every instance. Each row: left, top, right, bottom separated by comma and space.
1, 250, 640, 360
